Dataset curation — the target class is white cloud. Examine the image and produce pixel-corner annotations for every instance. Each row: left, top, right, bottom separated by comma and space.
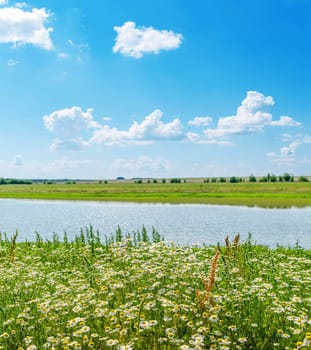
270, 115, 301, 127
49, 138, 90, 152
90, 109, 183, 146
43, 106, 100, 134
0, 7, 53, 50
0, 0, 7, 5
112, 156, 171, 173
203, 91, 301, 140
280, 141, 300, 157
43, 107, 101, 151
267, 135, 311, 165
57, 52, 70, 59
113, 21, 182, 58
14, 2, 27, 8
188, 116, 213, 127
280, 133, 293, 142
44, 108, 183, 150
7, 58, 19, 66
186, 132, 232, 145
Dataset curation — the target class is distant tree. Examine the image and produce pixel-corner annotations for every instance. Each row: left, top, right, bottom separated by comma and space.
170, 178, 181, 183
267, 173, 271, 182
259, 176, 269, 182
278, 175, 283, 182
211, 178, 217, 183
249, 174, 257, 182
270, 174, 277, 182
204, 178, 210, 183
283, 173, 291, 182
162, 179, 166, 184
230, 176, 239, 183
219, 177, 227, 183
153, 179, 157, 183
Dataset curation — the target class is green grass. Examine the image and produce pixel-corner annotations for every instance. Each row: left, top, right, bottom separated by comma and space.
0, 228, 310, 349
1, 181, 311, 207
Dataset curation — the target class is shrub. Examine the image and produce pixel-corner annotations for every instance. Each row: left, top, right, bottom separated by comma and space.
298, 176, 309, 182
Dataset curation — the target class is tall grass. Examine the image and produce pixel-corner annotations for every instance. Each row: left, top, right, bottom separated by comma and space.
0, 228, 310, 349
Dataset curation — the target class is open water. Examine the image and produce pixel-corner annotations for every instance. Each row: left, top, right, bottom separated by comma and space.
0, 198, 310, 248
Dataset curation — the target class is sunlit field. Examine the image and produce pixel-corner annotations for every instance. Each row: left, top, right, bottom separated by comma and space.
1, 181, 311, 207
0, 228, 310, 349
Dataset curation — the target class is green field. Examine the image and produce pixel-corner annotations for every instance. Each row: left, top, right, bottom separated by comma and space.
0, 181, 311, 207
0, 229, 310, 349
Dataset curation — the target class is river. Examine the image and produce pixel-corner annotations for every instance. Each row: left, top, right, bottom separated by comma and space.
0, 198, 310, 248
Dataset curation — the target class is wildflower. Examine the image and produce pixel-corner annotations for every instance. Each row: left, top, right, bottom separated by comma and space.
180, 345, 190, 350
107, 339, 118, 346
26, 346, 37, 350
238, 337, 247, 343
209, 314, 219, 323
24, 336, 33, 346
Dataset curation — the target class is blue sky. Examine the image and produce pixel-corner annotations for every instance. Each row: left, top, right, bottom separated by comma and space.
0, 0, 310, 179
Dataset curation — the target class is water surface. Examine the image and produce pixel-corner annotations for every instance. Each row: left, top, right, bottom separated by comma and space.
0, 199, 310, 248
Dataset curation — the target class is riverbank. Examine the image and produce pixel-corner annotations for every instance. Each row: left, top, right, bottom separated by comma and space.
0, 230, 310, 349
0, 181, 311, 207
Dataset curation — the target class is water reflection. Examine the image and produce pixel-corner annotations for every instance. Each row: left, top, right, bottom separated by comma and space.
0, 199, 310, 248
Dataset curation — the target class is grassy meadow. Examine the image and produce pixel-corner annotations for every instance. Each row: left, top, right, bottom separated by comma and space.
0, 181, 311, 207
0, 229, 310, 350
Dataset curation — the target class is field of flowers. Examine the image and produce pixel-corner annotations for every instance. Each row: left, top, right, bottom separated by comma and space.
0, 228, 310, 350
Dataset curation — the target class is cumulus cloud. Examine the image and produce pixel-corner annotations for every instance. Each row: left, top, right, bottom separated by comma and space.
203, 91, 300, 140
90, 109, 183, 146
0, 6, 53, 50
0, 0, 8, 5
43, 106, 100, 134
267, 134, 311, 165
188, 116, 213, 127
271, 116, 301, 127
43, 107, 101, 151
113, 21, 183, 58
44, 108, 183, 150
112, 156, 171, 173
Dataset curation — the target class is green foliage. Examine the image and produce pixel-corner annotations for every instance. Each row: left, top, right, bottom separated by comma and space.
0, 178, 32, 185
1, 181, 311, 207
283, 172, 291, 182
259, 176, 268, 182
270, 174, 277, 182
0, 231, 310, 349
219, 177, 227, 183
229, 176, 239, 183
170, 178, 181, 183
249, 174, 257, 182
298, 176, 309, 182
